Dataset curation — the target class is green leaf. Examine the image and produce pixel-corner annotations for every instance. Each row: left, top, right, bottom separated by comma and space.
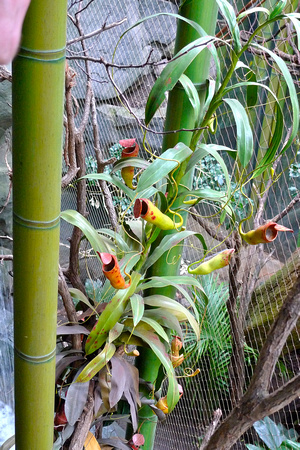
280, 440, 300, 449
108, 322, 124, 343
145, 35, 214, 125
251, 44, 299, 175
77, 343, 116, 383
179, 74, 201, 126
143, 308, 184, 343
131, 327, 179, 412
69, 288, 97, 312
246, 71, 258, 107
139, 275, 207, 319
80, 173, 135, 200
186, 143, 234, 176
223, 81, 284, 176
198, 144, 232, 197
253, 417, 285, 449
143, 295, 200, 341
61, 210, 109, 253
141, 230, 205, 273
237, 7, 270, 21
97, 228, 130, 254
197, 79, 216, 127
286, 14, 300, 51
130, 294, 144, 327
85, 272, 141, 355
132, 317, 169, 342
136, 143, 192, 193
269, 0, 286, 20
223, 98, 253, 168
216, 0, 241, 52
111, 157, 150, 173
297, 229, 300, 248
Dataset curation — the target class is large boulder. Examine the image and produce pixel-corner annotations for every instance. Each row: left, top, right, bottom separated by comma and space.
67, 0, 177, 101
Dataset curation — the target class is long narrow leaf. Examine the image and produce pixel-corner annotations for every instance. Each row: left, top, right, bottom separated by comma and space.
97, 228, 130, 254
136, 143, 192, 193
179, 74, 201, 126
85, 273, 141, 355
77, 343, 116, 383
131, 327, 179, 412
287, 14, 300, 51
141, 230, 205, 273
81, 173, 135, 200
130, 294, 144, 327
61, 210, 109, 254
237, 7, 270, 21
223, 98, 253, 168
145, 35, 215, 125
251, 44, 299, 175
223, 81, 284, 175
143, 295, 200, 340
111, 157, 150, 173
139, 275, 206, 318
216, 0, 241, 52
143, 308, 184, 343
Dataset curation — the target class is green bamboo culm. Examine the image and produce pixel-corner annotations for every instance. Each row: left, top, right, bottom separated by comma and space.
136, 2, 219, 449
12, 1, 67, 448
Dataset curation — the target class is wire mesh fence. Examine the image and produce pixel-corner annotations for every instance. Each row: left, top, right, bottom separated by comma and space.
60, 1, 300, 448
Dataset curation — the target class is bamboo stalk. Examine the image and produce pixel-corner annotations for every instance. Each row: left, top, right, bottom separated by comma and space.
136, 2, 219, 448
12, 1, 67, 448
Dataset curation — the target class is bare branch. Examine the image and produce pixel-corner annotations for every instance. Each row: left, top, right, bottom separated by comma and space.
58, 266, 81, 350
190, 208, 233, 247
200, 409, 222, 450
0, 254, 13, 261
62, 63, 80, 189
67, 18, 127, 46
0, 65, 12, 82
271, 192, 300, 223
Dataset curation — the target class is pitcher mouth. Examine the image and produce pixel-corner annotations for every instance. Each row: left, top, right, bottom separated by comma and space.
98, 252, 115, 272
134, 198, 149, 218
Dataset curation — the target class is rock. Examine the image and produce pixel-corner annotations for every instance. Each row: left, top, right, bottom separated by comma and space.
0, 401, 14, 447
0, 81, 12, 138
139, 0, 177, 46
95, 103, 166, 155
0, 128, 12, 237
67, 0, 178, 101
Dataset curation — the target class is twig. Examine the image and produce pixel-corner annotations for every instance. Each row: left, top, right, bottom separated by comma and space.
200, 409, 222, 450
190, 208, 233, 248
67, 18, 127, 45
58, 266, 81, 350
0, 65, 12, 83
62, 63, 80, 189
271, 192, 300, 223
0, 255, 13, 261
0, 235, 13, 241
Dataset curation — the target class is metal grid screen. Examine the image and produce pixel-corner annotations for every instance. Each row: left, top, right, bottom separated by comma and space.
61, 1, 300, 448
